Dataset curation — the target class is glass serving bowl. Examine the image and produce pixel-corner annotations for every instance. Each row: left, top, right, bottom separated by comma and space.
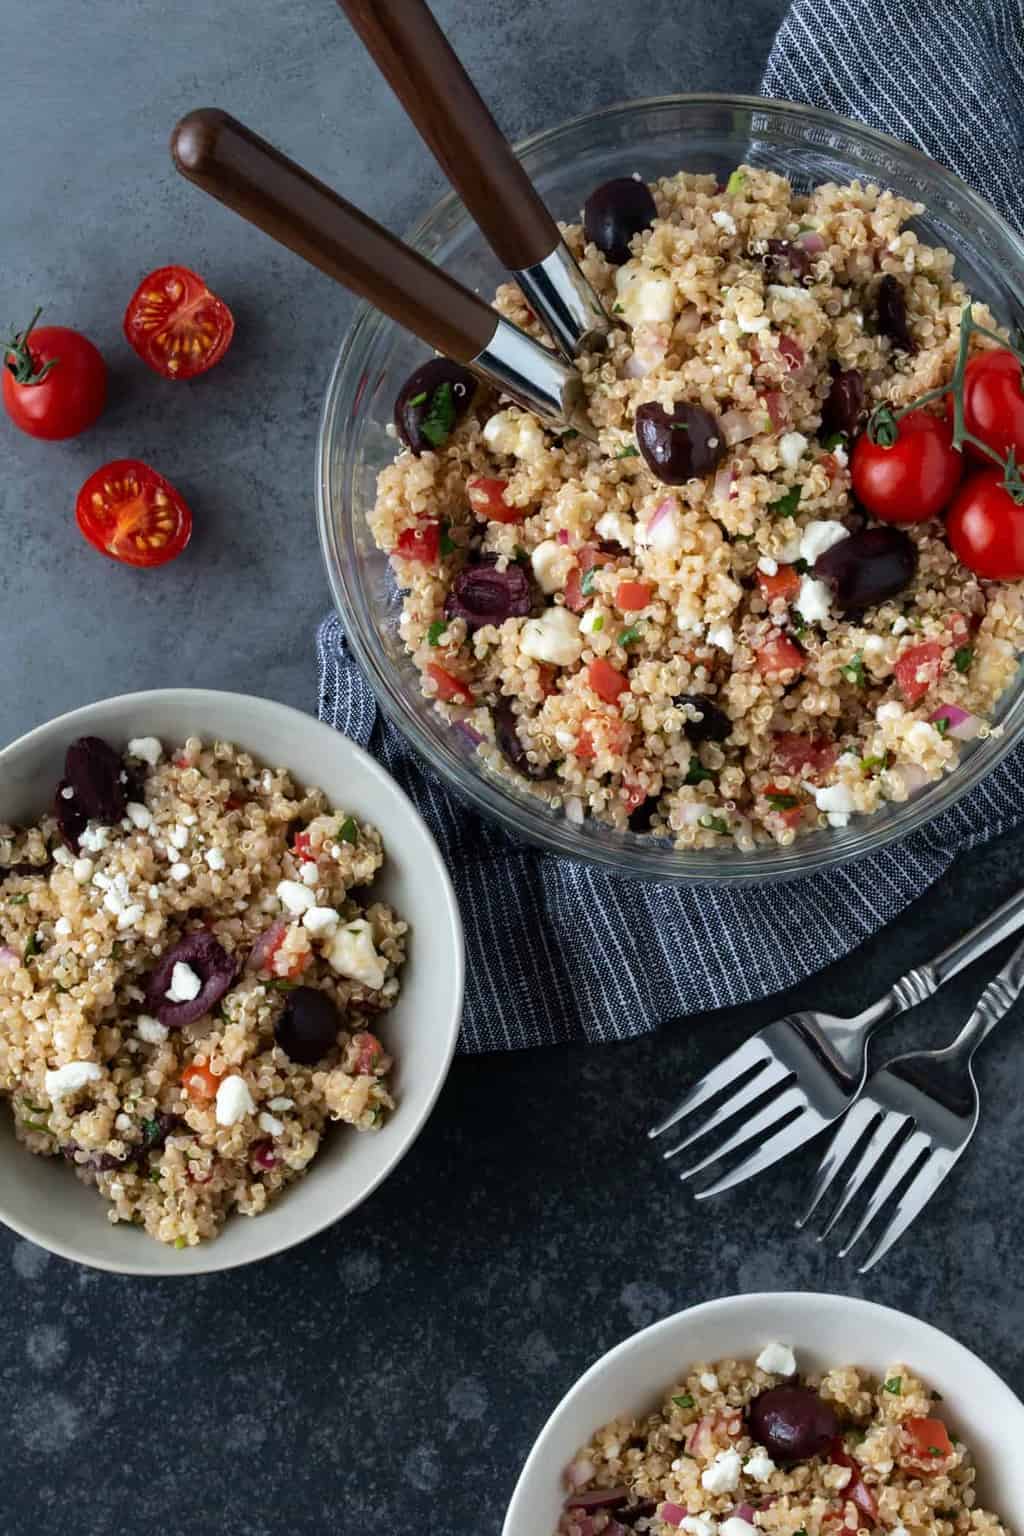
317, 94, 1024, 885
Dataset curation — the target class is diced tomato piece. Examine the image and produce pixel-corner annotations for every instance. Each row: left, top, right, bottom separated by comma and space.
395, 522, 440, 563
467, 475, 526, 524
588, 658, 630, 704
778, 334, 805, 371
756, 564, 801, 602
829, 1442, 878, 1523
564, 567, 586, 613
292, 830, 315, 861
181, 1064, 223, 1103
756, 633, 805, 677
772, 731, 837, 779
622, 780, 647, 813
894, 641, 945, 706
903, 1418, 954, 1463
576, 727, 596, 763
946, 611, 971, 646
762, 390, 787, 431
578, 547, 615, 573
820, 452, 841, 481
224, 795, 243, 812
577, 716, 632, 762
426, 662, 474, 705
616, 580, 653, 612
353, 1031, 385, 1076
536, 664, 557, 698
763, 783, 804, 829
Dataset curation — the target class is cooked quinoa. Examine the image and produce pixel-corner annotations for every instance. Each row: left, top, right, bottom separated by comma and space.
0, 734, 407, 1247
556, 1346, 1007, 1536
371, 165, 1024, 849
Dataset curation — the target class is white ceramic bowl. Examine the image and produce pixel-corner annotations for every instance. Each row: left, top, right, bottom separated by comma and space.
0, 689, 464, 1276
503, 1292, 1024, 1536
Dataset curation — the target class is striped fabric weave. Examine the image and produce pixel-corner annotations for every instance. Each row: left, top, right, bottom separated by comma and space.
315, 0, 1024, 1052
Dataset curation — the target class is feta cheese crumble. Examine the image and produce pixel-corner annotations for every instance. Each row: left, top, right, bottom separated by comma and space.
165, 961, 202, 1004
756, 1340, 797, 1376
327, 918, 387, 990
127, 737, 163, 766
215, 1075, 256, 1127
44, 1061, 102, 1101
701, 1449, 742, 1494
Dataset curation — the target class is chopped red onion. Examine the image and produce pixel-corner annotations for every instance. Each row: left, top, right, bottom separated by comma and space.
659, 1503, 688, 1527
713, 463, 737, 507
566, 1488, 629, 1511
557, 529, 570, 545
0, 946, 18, 969
928, 704, 981, 740
796, 230, 826, 253
733, 1505, 757, 1523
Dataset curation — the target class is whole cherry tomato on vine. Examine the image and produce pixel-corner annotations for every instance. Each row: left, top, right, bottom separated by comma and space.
2, 307, 107, 440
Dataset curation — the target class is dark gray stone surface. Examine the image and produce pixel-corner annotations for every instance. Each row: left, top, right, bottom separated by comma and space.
4, 3, 1024, 1535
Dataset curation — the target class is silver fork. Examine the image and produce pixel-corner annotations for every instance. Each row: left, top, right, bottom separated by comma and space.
648, 885, 1024, 1197
799, 930, 1024, 1271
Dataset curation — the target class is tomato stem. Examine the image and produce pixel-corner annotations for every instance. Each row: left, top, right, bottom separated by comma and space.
2, 306, 58, 386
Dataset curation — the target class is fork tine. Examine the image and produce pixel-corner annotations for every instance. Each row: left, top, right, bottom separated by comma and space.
648, 1037, 777, 1142
817, 1110, 907, 1241
693, 1099, 830, 1199
857, 1148, 960, 1273
796, 1097, 880, 1231
837, 1128, 930, 1257
661, 1058, 792, 1161
678, 1083, 807, 1181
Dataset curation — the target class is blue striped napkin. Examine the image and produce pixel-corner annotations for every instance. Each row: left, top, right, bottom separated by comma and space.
316, 0, 1024, 1051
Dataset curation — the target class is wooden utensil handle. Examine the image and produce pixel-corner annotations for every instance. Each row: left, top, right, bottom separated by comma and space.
170, 108, 497, 363
338, 0, 559, 272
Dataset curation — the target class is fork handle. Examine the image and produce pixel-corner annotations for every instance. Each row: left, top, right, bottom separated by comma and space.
876, 882, 1024, 1023
943, 929, 1024, 1062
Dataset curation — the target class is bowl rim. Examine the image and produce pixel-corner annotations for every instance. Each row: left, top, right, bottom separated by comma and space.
501, 1289, 1024, 1536
317, 92, 1024, 886
0, 687, 465, 1276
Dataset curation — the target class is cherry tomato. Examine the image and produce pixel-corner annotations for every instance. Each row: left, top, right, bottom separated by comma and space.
756, 633, 805, 677
894, 641, 945, 706
466, 475, 526, 524
2, 308, 106, 440
394, 522, 440, 564
124, 265, 234, 379
75, 459, 192, 568
587, 658, 630, 704
949, 348, 1024, 463
181, 1064, 223, 1103
426, 662, 473, 704
902, 1418, 953, 1463
616, 580, 652, 612
756, 564, 801, 602
851, 410, 962, 523
947, 469, 1024, 579
772, 732, 837, 779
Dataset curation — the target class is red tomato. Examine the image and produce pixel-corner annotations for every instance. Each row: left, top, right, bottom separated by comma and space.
3, 310, 106, 440
756, 633, 805, 677
946, 611, 972, 647
622, 780, 647, 813
565, 548, 615, 612
75, 459, 192, 568
763, 784, 804, 829
353, 1031, 384, 1076
535, 664, 557, 697
902, 1418, 953, 1463
950, 348, 1024, 463
894, 640, 945, 706
577, 717, 631, 762
426, 662, 473, 704
829, 1442, 878, 1523
467, 475, 525, 524
123, 265, 234, 380
947, 468, 1024, 579
820, 452, 842, 481
777, 334, 805, 372
762, 390, 787, 431
587, 658, 630, 704
851, 410, 962, 523
292, 831, 315, 861
616, 580, 652, 612
394, 522, 440, 564
756, 564, 801, 602
772, 732, 837, 778
181, 1064, 223, 1103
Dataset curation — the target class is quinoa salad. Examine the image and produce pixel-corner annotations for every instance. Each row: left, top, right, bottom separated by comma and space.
0, 733, 407, 1247
372, 164, 1024, 849
556, 1342, 1007, 1536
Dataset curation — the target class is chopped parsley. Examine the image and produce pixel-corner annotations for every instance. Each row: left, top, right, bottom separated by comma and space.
685, 762, 715, 786
793, 557, 809, 574
769, 484, 803, 518
954, 645, 973, 673
860, 753, 890, 776
23, 931, 39, 960
929, 1447, 944, 1458
612, 302, 625, 315
672, 1394, 696, 1410
267, 978, 297, 991
766, 791, 800, 811
790, 613, 807, 636
883, 1376, 902, 1395
841, 652, 866, 687
725, 169, 747, 195
149, 1168, 163, 1185
339, 816, 359, 845
822, 431, 848, 451
700, 814, 729, 834
407, 390, 428, 408
7, 892, 28, 905
589, 615, 604, 633
580, 568, 599, 597
418, 382, 456, 448
616, 445, 640, 459
427, 620, 447, 647
439, 520, 457, 557
618, 624, 642, 647
934, 716, 950, 737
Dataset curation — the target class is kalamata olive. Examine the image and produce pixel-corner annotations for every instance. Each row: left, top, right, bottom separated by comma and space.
63, 736, 127, 825
634, 401, 727, 485
444, 559, 532, 631
274, 986, 341, 1066
763, 239, 811, 283
820, 367, 865, 440
493, 699, 550, 780
876, 275, 915, 353
584, 177, 658, 265
145, 932, 237, 1029
814, 526, 917, 611
54, 781, 89, 852
394, 357, 477, 455
628, 796, 658, 833
675, 693, 731, 743
748, 1385, 838, 1465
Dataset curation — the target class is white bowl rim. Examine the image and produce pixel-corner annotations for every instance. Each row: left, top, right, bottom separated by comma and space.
502, 1290, 1024, 1536
0, 687, 465, 1275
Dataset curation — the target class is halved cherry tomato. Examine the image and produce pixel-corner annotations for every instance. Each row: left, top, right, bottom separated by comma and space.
467, 475, 526, 524
756, 633, 805, 677
353, 1031, 384, 1076
851, 410, 962, 524
394, 522, 440, 564
587, 658, 630, 704
616, 580, 652, 612
123, 265, 234, 380
772, 731, 837, 779
894, 640, 945, 706
949, 348, 1024, 463
426, 662, 473, 704
902, 1418, 954, 1463
75, 459, 192, 568
2, 308, 106, 440
829, 1442, 878, 1523
947, 468, 1024, 579
181, 1064, 223, 1103
756, 564, 801, 602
